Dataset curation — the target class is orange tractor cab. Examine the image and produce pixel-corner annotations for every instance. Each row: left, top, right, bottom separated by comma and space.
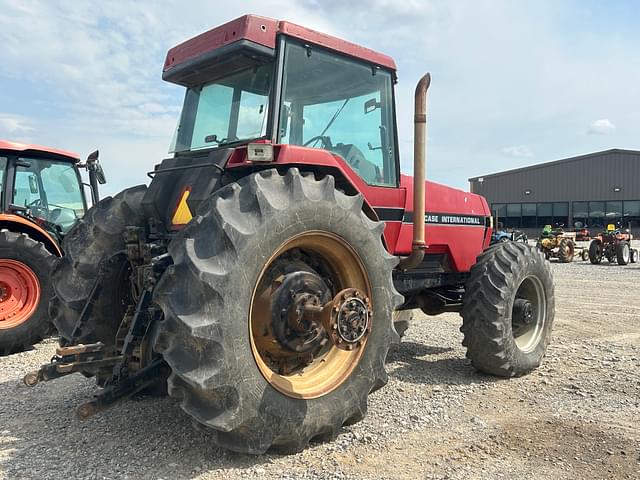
0, 140, 105, 354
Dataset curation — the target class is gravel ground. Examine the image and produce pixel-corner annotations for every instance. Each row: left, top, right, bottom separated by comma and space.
1, 259, 639, 480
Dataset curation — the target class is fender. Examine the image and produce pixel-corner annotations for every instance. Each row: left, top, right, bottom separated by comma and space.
0, 214, 62, 256
226, 144, 407, 250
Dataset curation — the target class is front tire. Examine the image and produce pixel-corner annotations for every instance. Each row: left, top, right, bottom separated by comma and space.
460, 242, 555, 377
153, 169, 401, 454
0, 231, 56, 355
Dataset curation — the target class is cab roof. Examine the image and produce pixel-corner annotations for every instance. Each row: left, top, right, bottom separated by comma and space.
0, 140, 80, 162
163, 14, 397, 79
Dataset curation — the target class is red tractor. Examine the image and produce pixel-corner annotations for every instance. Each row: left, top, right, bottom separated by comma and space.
589, 223, 637, 265
0, 141, 105, 354
26, 15, 555, 454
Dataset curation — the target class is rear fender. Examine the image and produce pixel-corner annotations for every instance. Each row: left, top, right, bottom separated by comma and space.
0, 214, 62, 256
226, 144, 406, 251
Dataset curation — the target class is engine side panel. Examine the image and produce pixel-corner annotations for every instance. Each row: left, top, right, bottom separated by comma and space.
226, 144, 491, 272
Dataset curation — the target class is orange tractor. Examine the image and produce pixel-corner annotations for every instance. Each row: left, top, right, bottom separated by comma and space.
25, 15, 555, 454
0, 141, 105, 354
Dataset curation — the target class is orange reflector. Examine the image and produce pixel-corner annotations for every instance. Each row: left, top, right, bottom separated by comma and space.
171, 188, 193, 227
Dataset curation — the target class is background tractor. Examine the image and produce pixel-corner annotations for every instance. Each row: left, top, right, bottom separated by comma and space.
589, 223, 637, 265
536, 224, 587, 262
26, 15, 555, 454
0, 141, 105, 354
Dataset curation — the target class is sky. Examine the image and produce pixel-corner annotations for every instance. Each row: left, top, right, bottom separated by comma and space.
1, 0, 639, 196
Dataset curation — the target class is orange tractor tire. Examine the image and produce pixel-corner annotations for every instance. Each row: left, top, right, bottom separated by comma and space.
0, 230, 56, 355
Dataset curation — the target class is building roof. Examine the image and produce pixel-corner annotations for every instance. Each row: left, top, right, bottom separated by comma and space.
468, 148, 640, 182
163, 14, 397, 77
0, 139, 80, 162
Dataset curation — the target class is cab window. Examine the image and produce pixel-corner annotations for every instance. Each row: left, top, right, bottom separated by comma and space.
0, 157, 6, 201
278, 42, 398, 186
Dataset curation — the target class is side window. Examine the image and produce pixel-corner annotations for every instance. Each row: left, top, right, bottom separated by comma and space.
13, 168, 42, 207
279, 42, 398, 186
190, 84, 233, 150
302, 92, 386, 185
0, 157, 6, 201
236, 90, 269, 139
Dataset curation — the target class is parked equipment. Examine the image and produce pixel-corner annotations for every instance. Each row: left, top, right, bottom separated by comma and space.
0, 141, 106, 354
491, 224, 528, 245
589, 224, 637, 265
25, 15, 555, 454
536, 224, 589, 262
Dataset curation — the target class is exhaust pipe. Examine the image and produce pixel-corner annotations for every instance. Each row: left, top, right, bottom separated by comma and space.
399, 72, 431, 270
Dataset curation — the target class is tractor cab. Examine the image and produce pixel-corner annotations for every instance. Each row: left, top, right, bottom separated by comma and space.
0, 141, 106, 241
166, 17, 398, 187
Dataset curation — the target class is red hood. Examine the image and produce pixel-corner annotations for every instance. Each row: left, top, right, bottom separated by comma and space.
400, 174, 491, 217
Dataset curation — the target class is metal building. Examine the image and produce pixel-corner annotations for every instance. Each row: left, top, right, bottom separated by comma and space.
468, 149, 640, 235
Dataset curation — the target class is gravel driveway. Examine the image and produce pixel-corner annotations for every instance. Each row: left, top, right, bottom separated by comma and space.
1, 260, 638, 480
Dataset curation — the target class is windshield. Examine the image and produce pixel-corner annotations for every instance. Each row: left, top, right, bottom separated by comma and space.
170, 63, 274, 153
278, 41, 398, 186
13, 158, 85, 234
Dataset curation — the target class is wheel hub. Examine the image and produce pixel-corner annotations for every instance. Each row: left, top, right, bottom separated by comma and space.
513, 298, 533, 325
271, 271, 330, 353
334, 291, 371, 345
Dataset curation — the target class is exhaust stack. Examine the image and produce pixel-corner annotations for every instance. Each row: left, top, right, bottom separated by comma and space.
399, 72, 431, 270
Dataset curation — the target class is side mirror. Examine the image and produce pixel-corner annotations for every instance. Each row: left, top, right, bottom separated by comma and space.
87, 150, 106, 185
364, 98, 380, 114
28, 174, 39, 194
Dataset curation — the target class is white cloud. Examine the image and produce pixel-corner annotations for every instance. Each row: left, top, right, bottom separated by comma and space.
587, 119, 616, 135
502, 145, 533, 158
0, 113, 34, 135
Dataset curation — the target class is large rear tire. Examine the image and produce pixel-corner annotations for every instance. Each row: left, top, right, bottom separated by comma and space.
0, 231, 56, 355
50, 186, 148, 347
557, 238, 574, 263
153, 168, 401, 454
616, 241, 630, 265
588, 240, 602, 264
460, 242, 555, 377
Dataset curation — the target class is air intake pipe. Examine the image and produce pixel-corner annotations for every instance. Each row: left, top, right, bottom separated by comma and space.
399, 72, 431, 270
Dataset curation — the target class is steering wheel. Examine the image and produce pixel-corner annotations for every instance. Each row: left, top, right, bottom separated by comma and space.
303, 135, 333, 149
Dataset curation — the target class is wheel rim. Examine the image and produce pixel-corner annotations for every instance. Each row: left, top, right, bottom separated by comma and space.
0, 259, 40, 329
250, 231, 371, 399
511, 275, 546, 353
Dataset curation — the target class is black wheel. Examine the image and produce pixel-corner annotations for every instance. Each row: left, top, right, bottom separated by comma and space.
153, 168, 401, 454
393, 310, 415, 339
460, 242, 555, 377
0, 230, 56, 355
616, 241, 630, 265
588, 240, 602, 264
581, 249, 589, 261
631, 249, 638, 264
50, 186, 148, 347
557, 238, 574, 263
